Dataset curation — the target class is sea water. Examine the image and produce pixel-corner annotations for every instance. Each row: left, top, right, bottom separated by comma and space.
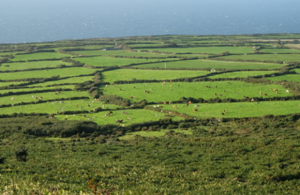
0, 0, 299, 43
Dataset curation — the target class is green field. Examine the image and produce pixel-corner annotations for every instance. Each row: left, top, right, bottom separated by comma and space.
0, 86, 75, 94
267, 74, 300, 82
159, 100, 300, 118
27, 76, 94, 87
259, 48, 300, 53
101, 81, 291, 103
0, 99, 121, 115
10, 52, 72, 61
220, 54, 300, 62
102, 69, 210, 83
75, 56, 165, 67
0, 82, 25, 87
55, 109, 183, 125
132, 59, 282, 70
72, 49, 182, 57
140, 46, 254, 54
0, 67, 96, 81
0, 60, 72, 71
0, 91, 89, 105
209, 71, 277, 78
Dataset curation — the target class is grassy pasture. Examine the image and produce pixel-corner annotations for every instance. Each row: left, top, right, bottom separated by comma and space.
0, 67, 96, 81
55, 109, 183, 125
259, 48, 300, 53
0, 82, 25, 87
220, 54, 300, 62
0, 86, 75, 94
132, 59, 282, 70
159, 100, 300, 118
27, 76, 94, 87
119, 129, 192, 140
75, 56, 164, 67
10, 52, 72, 61
128, 43, 164, 48
72, 50, 180, 57
102, 69, 210, 83
0, 60, 72, 71
0, 91, 89, 105
0, 99, 121, 115
267, 74, 300, 82
208, 71, 277, 78
140, 46, 254, 54
101, 81, 291, 103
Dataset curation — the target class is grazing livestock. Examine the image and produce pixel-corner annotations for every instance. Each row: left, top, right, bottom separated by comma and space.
39, 96, 43, 99
214, 93, 217, 96
105, 84, 108, 87
286, 90, 289, 93
150, 88, 152, 90
194, 104, 199, 107
105, 113, 110, 117
101, 88, 104, 90
169, 101, 172, 104
178, 85, 180, 87
173, 105, 178, 109
116, 119, 123, 124
219, 94, 223, 97
276, 90, 278, 94
264, 94, 267, 96
127, 117, 130, 120
215, 86, 217, 88
251, 98, 255, 102
223, 110, 225, 113
11, 97, 15, 100
170, 89, 173, 91
56, 111, 59, 114
119, 88, 121, 91
170, 80, 172, 83
273, 89, 277, 91
188, 101, 192, 104
83, 115, 87, 117
66, 115, 68, 118
260, 91, 262, 95
102, 105, 105, 108
88, 104, 90, 107
88, 118, 92, 121
133, 86, 136, 88
193, 108, 198, 111
79, 107, 82, 110
170, 85, 173, 87
65, 118, 68, 120
223, 90, 226, 92
222, 113, 225, 115
164, 102, 167, 105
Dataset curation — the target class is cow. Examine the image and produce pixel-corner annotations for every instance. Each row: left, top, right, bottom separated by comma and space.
276, 91, 278, 94
214, 93, 217, 96
178, 85, 180, 87
170, 85, 173, 87
215, 86, 217, 88
64, 118, 68, 120
193, 109, 197, 111
116, 119, 123, 124
11, 97, 15, 100
222, 113, 225, 115
105, 84, 108, 87
273, 89, 277, 91
223, 90, 226, 92
169, 101, 172, 104
259, 91, 262, 95
102, 105, 105, 108
188, 101, 192, 104
105, 113, 110, 117
264, 94, 267, 96
133, 86, 136, 88
164, 102, 167, 105
286, 90, 290, 93
170, 80, 172, 83
170, 89, 173, 91
56, 111, 59, 114
119, 88, 121, 91
219, 94, 223, 97
173, 105, 178, 109
251, 98, 255, 102
223, 110, 225, 113
83, 115, 87, 117
150, 88, 152, 90
88, 104, 90, 107
129, 96, 134, 99
66, 115, 68, 118
39, 96, 43, 99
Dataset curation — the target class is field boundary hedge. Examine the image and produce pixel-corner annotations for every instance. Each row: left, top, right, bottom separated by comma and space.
0, 88, 73, 97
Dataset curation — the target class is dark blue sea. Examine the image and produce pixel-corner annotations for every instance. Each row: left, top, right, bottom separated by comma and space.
0, 0, 300, 43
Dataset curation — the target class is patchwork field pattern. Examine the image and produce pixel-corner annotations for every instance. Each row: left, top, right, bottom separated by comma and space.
1, 34, 300, 194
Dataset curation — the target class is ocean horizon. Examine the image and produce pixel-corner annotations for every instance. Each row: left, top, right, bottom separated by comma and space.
0, 0, 300, 44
